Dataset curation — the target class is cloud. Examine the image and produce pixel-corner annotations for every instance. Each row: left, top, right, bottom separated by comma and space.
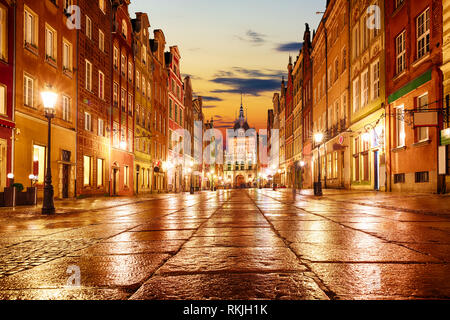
275, 42, 303, 52
202, 96, 223, 102
210, 67, 285, 96
202, 105, 218, 109
182, 74, 203, 81
236, 29, 267, 46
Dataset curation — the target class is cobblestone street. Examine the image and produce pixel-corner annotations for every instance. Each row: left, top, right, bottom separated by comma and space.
0, 190, 449, 300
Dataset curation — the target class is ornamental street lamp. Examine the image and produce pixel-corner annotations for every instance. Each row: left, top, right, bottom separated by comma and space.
41, 87, 58, 215
314, 133, 324, 196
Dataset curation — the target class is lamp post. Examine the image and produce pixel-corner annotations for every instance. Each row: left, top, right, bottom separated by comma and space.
189, 161, 194, 194
7, 173, 14, 186
41, 87, 58, 215
314, 133, 324, 196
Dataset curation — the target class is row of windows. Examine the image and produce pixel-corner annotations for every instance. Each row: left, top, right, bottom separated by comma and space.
169, 99, 183, 124
83, 156, 105, 187
23, 74, 71, 121
395, 8, 430, 76
352, 60, 381, 113
24, 6, 74, 72
394, 172, 429, 184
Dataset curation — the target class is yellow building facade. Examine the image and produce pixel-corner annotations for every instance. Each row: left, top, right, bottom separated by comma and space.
349, 0, 386, 191
132, 13, 154, 195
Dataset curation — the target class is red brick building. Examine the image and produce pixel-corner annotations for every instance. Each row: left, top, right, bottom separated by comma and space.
0, 0, 15, 190
385, 0, 444, 193
76, 0, 112, 197
150, 29, 168, 193
302, 24, 314, 189
285, 58, 294, 187
110, 0, 134, 196
166, 46, 184, 192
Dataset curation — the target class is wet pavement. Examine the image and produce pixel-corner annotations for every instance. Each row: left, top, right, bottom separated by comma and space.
0, 189, 449, 300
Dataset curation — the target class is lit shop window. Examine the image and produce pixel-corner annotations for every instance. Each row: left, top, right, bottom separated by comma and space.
97, 158, 104, 186
33, 145, 46, 184
124, 166, 129, 187
83, 155, 91, 186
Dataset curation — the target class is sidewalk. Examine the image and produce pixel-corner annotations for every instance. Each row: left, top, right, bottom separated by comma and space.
294, 188, 450, 217
0, 193, 172, 218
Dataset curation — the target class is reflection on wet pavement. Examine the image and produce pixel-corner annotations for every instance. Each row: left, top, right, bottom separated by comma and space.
0, 189, 449, 300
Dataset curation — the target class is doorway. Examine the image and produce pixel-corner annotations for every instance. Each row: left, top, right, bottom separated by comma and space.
62, 164, 70, 198
112, 168, 119, 195
374, 150, 380, 191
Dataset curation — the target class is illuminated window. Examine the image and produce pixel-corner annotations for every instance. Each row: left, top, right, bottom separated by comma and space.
97, 158, 104, 186
24, 74, 34, 108
85, 59, 92, 91
396, 31, 406, 75
83, 156, 91, 186
396, 105, 405, 147
122, 20, 127, 39
99, 30, 105, 52
113, 82, 118, 107
86, 16, 92, 40
24, 7, 38, 48
62, 39, 72, 71
33, 145, 46, 184
361, 69, 369, 107
124, 166, 129, 186
0, 85, 6, 115
62, 95, 71, 122
113, 46, 119, 69
98, 71, 104, 99
371, 60, 380, 100
416, 93, 429, 142
45, 24, 57, 62
99, 0, 105, 14
0, 5, 7, 60
417, 8, 430, 60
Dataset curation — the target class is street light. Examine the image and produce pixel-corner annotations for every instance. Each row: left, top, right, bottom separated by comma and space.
29, 174, 37, 188
189, 161, 195, 194
41, 86, 57, 215
314, 133, 324, 196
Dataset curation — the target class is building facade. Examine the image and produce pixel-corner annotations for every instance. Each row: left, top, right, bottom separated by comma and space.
77, 0, 112, 198
183, 76, 194, 191
385, 0, 443, 193
14, 0, 77, 199
441, 0, 450, 192
349, 0, 386, 191
0, 0, 14, 191
192, 96, 204, 190
224, 103, 258, 188
132, 12, 153, 195
110, 0, 134, 196
302, 24, 314, 189
166, 46, 184, 192
292, 51, 304, 189
150, 29, 168, 193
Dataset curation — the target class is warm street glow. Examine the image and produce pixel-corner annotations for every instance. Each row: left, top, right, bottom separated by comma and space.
314, 133, 324, 144
41, 89, 58, 112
